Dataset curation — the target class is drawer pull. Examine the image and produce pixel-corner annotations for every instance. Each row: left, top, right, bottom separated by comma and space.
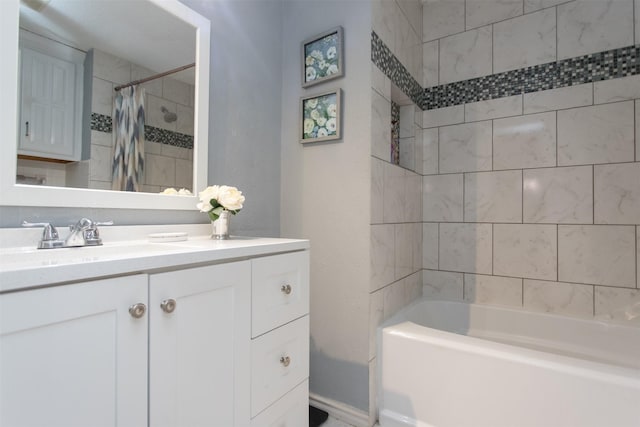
129, 303, 146, 319
281, 284, 292, 295
279, 356, 291, 367
160, 298, 177, 314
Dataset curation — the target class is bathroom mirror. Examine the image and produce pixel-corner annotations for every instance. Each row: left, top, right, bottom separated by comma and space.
0, 0, 210, 210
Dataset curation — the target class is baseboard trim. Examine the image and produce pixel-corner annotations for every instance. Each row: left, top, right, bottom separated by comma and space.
309, 392, 369, 427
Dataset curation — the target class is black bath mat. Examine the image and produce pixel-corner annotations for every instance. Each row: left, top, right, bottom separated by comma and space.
309, 405, 329, 426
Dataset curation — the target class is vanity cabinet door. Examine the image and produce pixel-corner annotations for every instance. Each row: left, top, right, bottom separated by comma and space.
149, 261, 251, 427
0, 275, 148, 427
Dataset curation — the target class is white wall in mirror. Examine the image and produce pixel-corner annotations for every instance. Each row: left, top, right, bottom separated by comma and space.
0, 0, 210, 210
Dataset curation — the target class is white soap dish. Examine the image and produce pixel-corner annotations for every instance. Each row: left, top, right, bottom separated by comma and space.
148, 232, 188, 243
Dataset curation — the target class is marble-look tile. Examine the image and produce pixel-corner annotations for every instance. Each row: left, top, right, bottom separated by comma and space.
175, 158, 192, 190
464, 95, 523, 122
372, 63, 391, 101
414, 129, 424, 175
638, 227, 639, 288
557, 101, 634, 166
91, 77, 113, 116
163, 77, 192, 106
89, 144, 112, 181
371, 157, 384, 224
464, 274, 523, 307
523, 166, 593, 224
636, 0, 640, 44
161, 144, 190, 160
145, 141, 162, 155
595, 286, 640, 323
372, 0, 395, 49
637, 100, 640, 162
382, 162, 404, 223
397, 0, 423, 43
423, 105, 465, 128
493, 112, 556, 170
399, 137, 415, 171
146, 95, 176, 132
90, 181, 112, 190
395, 223, 423, 279
439, 121, 493, 173
439, 223, 493, 274
372, 89, 392, 161
371, 224, 395, 292
396, 7, 423, 83
466, 0, 523, 30
423, 269, 464, 300
414, 105, 423, 128
558, 225, 636, 287
383, 280, 406, 320
524, 0, 570, 13
92, 49, 130, 84
594, 163, 640, 225
465, 170, 522, 223
369, 290, 384, 360
557, 0, 634, 60
423, 41, 439, 88
423, 0, 465, 42
399, 105, 415, 138
494, 224, 557, 280
439, 26, 492, 84
423, 223, 439, 269
405, 271, 423, 304
90, 130, 112, 148
423, 174, 464, 222
406, 171, 423, 223
422, 128, 438, 175
493, 7, 556, 73
593, 74, 640, 104
523, 279, 594, 318
523, 83, 593, 115
176, 105, 194, 136
145, 153, 175, 187
131, 65, 162, 97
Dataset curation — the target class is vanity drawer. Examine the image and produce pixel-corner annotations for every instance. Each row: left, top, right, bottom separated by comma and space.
252, 251, 309, 337
251, 379, 308, 427
251, 316, 309, 417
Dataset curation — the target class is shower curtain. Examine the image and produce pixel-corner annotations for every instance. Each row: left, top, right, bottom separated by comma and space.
112, 86, 145, 191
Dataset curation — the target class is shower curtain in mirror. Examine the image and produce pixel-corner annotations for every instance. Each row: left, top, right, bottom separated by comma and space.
112, 86, 145, 191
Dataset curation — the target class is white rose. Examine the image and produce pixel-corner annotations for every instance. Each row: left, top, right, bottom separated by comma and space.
217, 185, 245, 211
327, 64, 338, 75
326, 46, 337, 60
318, 60, 328, 70
307, 98, 318, 109
316, 117, 327, 127
196, 200, 212, 213
178, 188, 192, 195
306, 67, 317, 81
161, 187, 178, 195
303, 118, 315, 134
310, 49, 323, 60
326, 117, 337, 133
310, 109, 321, 121
317, 127, 328, 137
327, 103, 337, 117
199, 185, 220, 204
305, 56, 315, 66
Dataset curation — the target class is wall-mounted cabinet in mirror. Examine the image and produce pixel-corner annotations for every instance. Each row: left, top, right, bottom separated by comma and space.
0, 0, 209, 210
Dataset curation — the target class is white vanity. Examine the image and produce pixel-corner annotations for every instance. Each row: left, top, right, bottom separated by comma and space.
0, 224, 310, 427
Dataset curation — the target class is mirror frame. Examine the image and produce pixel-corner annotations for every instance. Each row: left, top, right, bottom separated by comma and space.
0, 0, 210, 210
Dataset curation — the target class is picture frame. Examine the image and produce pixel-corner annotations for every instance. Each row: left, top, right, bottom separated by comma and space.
301, 26, 344, 88
300, 89, 342, 144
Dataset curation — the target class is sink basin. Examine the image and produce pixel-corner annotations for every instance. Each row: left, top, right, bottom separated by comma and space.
0, 242, 183, 270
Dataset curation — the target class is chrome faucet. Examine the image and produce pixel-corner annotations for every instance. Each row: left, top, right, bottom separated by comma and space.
23, 218, 113, 249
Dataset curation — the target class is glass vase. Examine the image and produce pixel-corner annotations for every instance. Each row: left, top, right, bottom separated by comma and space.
211, 210, 230, 240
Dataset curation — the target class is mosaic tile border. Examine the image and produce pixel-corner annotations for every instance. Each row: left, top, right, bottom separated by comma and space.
391, 101, 400, 165
371, 31, 423, 107
91, 113, 194, 149
371, 31, 640, 111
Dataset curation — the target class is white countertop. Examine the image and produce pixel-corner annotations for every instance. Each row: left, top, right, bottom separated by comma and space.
0, 224, 309, 293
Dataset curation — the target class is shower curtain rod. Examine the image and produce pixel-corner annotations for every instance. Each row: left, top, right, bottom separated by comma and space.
114, 62, 195, 91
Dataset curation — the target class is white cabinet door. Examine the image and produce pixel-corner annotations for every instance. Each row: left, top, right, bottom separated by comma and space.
0, 275, 148, 427
19, 47, 80, 160
149, 261, 251, 427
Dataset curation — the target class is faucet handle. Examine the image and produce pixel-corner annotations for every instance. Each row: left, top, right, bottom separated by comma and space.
84, 220, 113, 246
22, 221, 63, 249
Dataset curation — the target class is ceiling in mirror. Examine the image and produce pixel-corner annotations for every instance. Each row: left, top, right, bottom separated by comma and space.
17, 0, 198, 194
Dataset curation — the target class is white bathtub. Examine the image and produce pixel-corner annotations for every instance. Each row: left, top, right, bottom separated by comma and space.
378, 299, 640, 427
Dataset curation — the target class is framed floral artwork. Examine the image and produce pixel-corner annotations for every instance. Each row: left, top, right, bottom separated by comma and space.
300, 89, 342, 144
301, 26, 344, 88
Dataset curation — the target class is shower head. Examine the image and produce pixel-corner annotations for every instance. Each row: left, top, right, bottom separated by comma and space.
161, 106, 177, 123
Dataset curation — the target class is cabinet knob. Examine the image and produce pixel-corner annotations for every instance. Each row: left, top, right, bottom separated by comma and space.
279, 356, 291, 367
129, 303, 146, 319
280, 284, 292, 295
160, 298, 177, 314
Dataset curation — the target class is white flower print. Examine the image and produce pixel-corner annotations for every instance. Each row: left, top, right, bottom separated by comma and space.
326, 64, 338, 75
327, 103, 337, 117
326, 118, 337, 133
317, 127, 328, 137
304, 118, 315, 134
306, 67, 317, 81
326, 46, 337, 60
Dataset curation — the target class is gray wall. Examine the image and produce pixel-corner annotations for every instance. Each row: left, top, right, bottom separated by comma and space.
1, 0, 283, 238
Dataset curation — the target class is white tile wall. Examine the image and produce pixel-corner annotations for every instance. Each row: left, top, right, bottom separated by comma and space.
372, 89, 392, 161
523, 83, 593, 114
423, 269, 464, 300
464, 274, 523, 307
145, 153, 176, 186
423, 174, 464, 222
439, 26, 493, 84
524, 0, 569, 13
423, 0, 465, 42
593, 74, 640, 104
89, 145, 112, 181
493, 112, 556, 170
595, 286, 640, 323
557, 0, 634, 60
557, 101, 635, 166
371, 224, 395, 292
494, 224, 557, 280
558, 225, 636, 287
523, 279, 594, 318
423, 223, 439, 269
493, 7, 556, 73
636, 0, 640, 44
439, 223, 492, 274
395, 223, 423, 279
423, 41, 439, 88
439, 121, 493, 173
423, 105, 465, 128
92, 78, 114, 117
421, 128, 439, 174
594, 163, 640, 225
523, 166, 593, 224
637, 100, 640, 162
464, 95, 522, 122
372, 158, 384, 224
465, 0, 523, 30
93, 49, 130, 84
464, 170, 522, 223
